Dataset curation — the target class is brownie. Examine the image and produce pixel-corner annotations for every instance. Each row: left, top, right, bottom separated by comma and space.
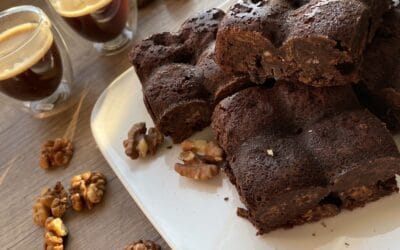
354, 7, 400, 131
212, 83, 400, 234
129, 9, 251, 143
215, 0, 392, 87
196, 43, 253, 104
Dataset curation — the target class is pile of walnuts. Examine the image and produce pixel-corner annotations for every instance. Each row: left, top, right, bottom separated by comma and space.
32, 121, 226, 249
32, 172, 107, 249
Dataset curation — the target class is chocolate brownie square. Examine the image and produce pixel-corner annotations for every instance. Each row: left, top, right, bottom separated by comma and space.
212, 83, 400, 234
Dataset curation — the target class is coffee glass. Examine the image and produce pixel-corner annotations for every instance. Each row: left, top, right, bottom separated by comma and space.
47, 0, 138, 55
0, 5, 77, 118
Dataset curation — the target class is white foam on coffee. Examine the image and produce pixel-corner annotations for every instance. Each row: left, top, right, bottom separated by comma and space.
0, 23, 53, 81
49, 0, 113, 18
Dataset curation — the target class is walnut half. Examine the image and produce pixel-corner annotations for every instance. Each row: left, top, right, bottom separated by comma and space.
123, 123, 164, 160
44, 217, 68, 250
40, 138, 73, 169
69, 171, 107, 211
32, 182, 68, 227
125, 240, 161, 250
174, 140, 224, 181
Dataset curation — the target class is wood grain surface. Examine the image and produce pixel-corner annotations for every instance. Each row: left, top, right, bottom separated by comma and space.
0, 0, 222, 249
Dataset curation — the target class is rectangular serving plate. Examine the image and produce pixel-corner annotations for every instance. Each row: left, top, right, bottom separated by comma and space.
91, 67, 400, 250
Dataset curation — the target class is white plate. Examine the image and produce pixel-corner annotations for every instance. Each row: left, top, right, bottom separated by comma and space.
91, 68, 400, 250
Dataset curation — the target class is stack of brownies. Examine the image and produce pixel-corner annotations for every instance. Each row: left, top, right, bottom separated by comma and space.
130, 0, 400, 234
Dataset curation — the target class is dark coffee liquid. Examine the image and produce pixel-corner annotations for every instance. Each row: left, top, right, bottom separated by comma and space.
0, 42, 63, 101
63, 0, 129, 43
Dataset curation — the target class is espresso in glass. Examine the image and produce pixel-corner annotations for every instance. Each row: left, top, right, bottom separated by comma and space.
0, 23, 62, 101
48, 0, 137, 55
63, 0, 129, 42
0, 5, 77, 118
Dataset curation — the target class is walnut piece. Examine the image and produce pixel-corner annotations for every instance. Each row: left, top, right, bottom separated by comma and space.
40, 138, 73, 169
125, 240, 161, 250
181, 140, 224, 162
44, 217, 68, 250
175, 161, 220, 180
174, 140, 224, 181
123, 123, 164, 160
33, 182, 68, 226
69, 171, 107, 211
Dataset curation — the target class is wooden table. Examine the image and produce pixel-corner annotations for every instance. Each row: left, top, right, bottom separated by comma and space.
0, 0, 222, 249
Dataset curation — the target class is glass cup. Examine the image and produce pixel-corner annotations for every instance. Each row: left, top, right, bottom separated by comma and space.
47, 0, 138, 56
0, 5, 79, 118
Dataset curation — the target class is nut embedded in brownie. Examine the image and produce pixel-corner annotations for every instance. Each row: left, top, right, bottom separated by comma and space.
129, 9, 251, 143
212, 83, 400, 234
215, 0, 392, 87
354, 7, 400, 132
